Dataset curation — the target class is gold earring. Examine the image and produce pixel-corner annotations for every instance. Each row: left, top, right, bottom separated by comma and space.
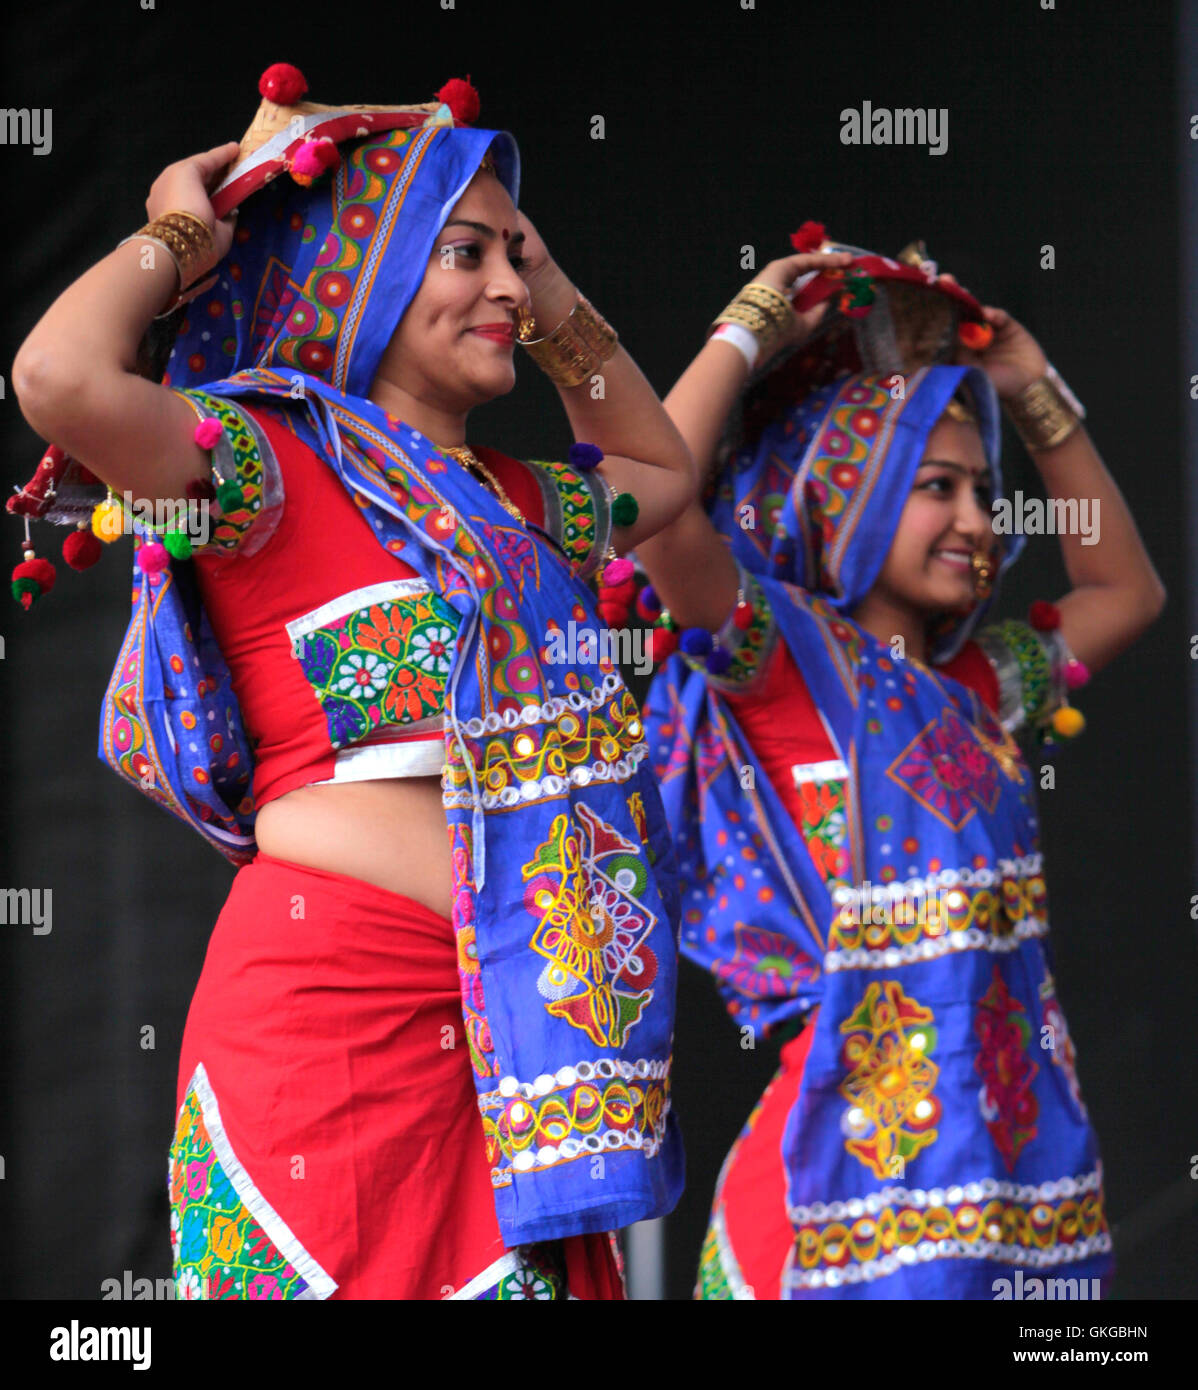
971, 551, 995, 598
516, 305, 537, 342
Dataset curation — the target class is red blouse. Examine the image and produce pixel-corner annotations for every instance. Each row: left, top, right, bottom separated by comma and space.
178, 394, 601, 811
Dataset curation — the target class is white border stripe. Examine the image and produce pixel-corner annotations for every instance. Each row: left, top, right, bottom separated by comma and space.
285, 577, 435, 642
180, 1062, 338, 1300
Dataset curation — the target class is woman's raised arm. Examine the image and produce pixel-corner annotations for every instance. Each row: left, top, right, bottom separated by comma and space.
12, 142, 241, 503
962, 303, 1167, 674
631, 249, 851, 632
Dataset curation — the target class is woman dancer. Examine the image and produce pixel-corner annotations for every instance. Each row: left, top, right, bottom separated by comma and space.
636, 233, 1164, 1298
11, 65, 690, 1300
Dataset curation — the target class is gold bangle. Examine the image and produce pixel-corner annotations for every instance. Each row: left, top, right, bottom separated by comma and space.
1003, 372, 1083, 452
120, 211, 216, 317
710, 281, 795, 354
570, 294, 619, 360
520, 292, 618, 388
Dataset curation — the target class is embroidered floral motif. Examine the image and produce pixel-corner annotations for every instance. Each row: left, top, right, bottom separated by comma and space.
799, 778, 851, 888
975, 965, 1040, 1169
291, 589, 460, 750
169, 1065, 336, 1300
713, 923, 818, 1002
838, 980, 941, 1179
886, 706, 1002, 830
523, 803, 659, 1048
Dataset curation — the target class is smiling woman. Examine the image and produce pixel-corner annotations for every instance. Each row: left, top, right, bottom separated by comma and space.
635, 231, 1164, 1300
10, 64, 693, 1300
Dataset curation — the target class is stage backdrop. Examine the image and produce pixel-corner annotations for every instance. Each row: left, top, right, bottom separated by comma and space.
2, 0, 1194, 1299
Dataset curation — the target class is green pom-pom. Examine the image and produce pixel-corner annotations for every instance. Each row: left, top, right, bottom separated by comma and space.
611, 491, 639, 527
216, 480, 245, 511
11, 576, 40, 602
163, 527, 193, 561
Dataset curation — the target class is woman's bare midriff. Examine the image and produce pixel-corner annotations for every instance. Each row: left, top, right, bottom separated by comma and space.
253, 776, 453, 921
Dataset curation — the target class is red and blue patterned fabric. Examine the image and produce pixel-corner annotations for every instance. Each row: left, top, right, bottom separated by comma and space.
645, 366, 1112, 1297
102, 113, 683, 1247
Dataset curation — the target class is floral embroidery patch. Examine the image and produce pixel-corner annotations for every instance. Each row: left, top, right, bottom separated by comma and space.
523, 802, 659, 1049
169, 1063, 336, 1300
975, 965, 1040, 1169
886, 706, 1002, 830
838, 980, 941, 1179
286, 579, 461, 750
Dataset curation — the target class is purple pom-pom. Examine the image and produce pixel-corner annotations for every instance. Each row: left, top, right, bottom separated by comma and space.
679, 627, 714, 657
706, 647, 733, 675
568, 442, 604, 471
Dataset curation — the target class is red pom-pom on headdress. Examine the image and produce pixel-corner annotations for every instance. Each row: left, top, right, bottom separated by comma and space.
958, 320, 994, 351
259, 63, 308, 105
790, 221, 827, 254
436, 76, 480, 125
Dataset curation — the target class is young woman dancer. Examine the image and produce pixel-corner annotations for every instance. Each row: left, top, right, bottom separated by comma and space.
11, 65, 692, 1300
636, 233, 1164, 1298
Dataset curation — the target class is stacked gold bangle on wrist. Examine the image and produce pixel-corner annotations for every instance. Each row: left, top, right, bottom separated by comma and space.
709, 281, 795, 359
118, 211, 216, 319
517, 293, 619, 388
1003, 365, 1086, 453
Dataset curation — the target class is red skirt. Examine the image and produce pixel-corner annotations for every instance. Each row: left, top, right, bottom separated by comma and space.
696, 1016, 817, 1300
169, 850, 624, 1300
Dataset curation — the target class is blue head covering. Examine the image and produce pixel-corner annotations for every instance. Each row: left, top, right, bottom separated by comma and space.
97, 111, 684, 1246
707, 364, 1022, 661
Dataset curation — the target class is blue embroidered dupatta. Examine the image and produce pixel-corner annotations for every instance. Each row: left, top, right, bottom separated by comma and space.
645, 367, 1111, 1296
99, 116, 684, 1245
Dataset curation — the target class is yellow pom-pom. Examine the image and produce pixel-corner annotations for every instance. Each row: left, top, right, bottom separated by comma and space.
1051, 705, 1085, 739
91, 499, 125, 543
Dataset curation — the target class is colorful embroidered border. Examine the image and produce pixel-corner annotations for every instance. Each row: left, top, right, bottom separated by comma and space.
786, 1168, 1110, 1291
826, 870, 1048, 969
443, 673, 649, 809
171, 389, 273, 555
789, 1173, 1117, 1289
479, 1057, 671, 1187
680, 564, 779, 693
527, 456, 611, 580
169, 1062, 337, 1300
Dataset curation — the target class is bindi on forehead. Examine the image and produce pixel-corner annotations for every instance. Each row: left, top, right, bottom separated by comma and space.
501, 228, 509, 241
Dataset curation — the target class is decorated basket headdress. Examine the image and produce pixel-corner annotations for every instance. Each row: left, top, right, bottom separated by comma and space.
7, 63, 491, 606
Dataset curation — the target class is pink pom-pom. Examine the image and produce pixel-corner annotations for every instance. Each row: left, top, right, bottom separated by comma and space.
194, 417, 223, 449
292, 137, 339, 176
601, 558, 635, 587
1063, 658, 1090, 690
436, 76, 481, 125
136, 541, 170, 575
259, 63, 308, 105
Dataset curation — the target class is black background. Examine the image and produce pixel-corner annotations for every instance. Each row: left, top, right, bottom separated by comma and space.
2, 0, 1194, 1300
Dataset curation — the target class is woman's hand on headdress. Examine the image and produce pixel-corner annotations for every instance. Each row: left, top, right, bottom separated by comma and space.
512, 212, 577, 330
952, 298, 1048, 401
751, 249, 854, 364
145, 141, 242, 277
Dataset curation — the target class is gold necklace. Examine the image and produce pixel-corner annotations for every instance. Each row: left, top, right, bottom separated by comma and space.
443, 444, 525, 525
